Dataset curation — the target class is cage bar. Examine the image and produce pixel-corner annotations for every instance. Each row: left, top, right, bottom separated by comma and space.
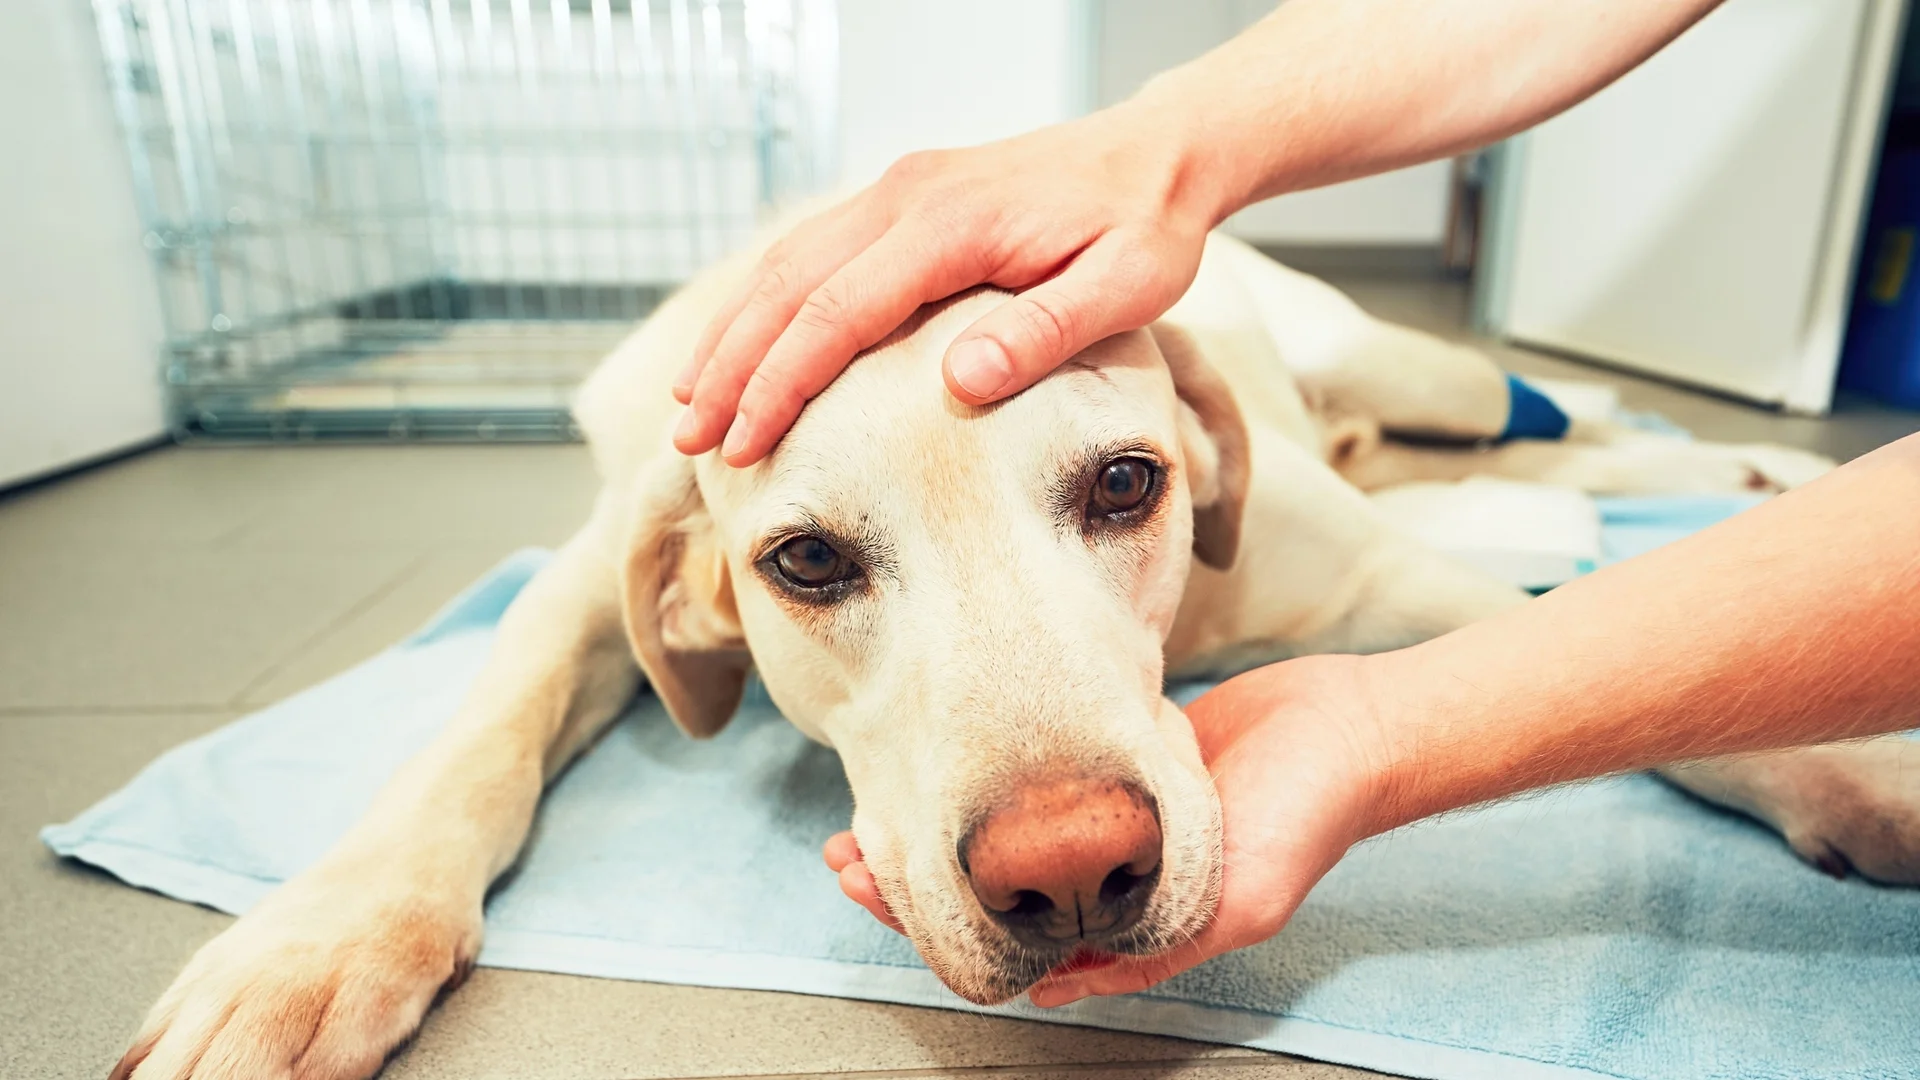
88, 0, 834, 441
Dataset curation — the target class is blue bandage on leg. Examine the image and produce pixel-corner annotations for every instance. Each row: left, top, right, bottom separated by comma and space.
1500, 373, 1570, 441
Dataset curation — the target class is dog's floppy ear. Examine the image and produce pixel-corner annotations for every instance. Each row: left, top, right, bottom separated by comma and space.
618, 454, 750, 738
1151, 322, 1250, 571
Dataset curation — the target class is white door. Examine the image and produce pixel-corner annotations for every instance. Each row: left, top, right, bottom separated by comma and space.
1487, 0, 1907, 413
0, 0, 167, 488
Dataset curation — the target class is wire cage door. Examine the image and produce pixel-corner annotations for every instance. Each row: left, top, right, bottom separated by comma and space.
90, 0, 835, 440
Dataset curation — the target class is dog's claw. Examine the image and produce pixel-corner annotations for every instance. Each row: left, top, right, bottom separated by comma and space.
1811, 842, 1853, 880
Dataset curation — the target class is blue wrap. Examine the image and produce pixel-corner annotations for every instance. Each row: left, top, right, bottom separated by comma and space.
1501, 373, 1571, 441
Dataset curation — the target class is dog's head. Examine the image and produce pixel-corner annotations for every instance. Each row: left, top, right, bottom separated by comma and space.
617, 291, 1248, 1003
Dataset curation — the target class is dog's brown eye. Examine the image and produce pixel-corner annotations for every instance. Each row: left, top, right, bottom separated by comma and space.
1090, 457, 1156, 516
774, 535, 854, 589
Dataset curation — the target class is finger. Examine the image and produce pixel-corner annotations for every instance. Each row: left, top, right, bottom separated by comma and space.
822, 831, 862, 873
943, 232, 1178, 406
837, 860, 905, 934
1028, 935, 1214, 1008
721, 222, 991, 465
676, 204, 891, 454
674, 200, 865, 406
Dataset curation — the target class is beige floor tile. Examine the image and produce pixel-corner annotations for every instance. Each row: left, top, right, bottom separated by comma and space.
236, 545, 531, 706
722, 1062, 1387, 1080
0, 543, 419, 710
0, 445, 297, 555
218, 443, 598, 553
386, 970, 1280, 1080
0, 711, 239, 1080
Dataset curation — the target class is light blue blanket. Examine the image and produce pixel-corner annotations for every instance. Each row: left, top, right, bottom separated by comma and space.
43, 495, 1920, 1080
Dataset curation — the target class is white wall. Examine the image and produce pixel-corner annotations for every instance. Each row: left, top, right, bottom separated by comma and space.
0, 0, 167, 487
1095, 0, 1451, 246
1226, 162, 1454, 245
836, 0, 1086, 186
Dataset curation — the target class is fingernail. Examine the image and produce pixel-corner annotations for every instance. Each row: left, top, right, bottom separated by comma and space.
948, 339, 1013, 399
673, 407, 700, 446
721, 416, 749, 459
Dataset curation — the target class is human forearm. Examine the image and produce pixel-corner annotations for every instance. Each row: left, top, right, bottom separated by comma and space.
1128, 0, 1725, 221
1362, 434, 1920, 836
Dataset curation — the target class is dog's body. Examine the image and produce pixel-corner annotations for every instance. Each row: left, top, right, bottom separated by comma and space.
116, 235, 1920, 1080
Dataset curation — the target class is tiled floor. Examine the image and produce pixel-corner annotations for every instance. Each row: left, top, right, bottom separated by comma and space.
3, 277, 1915, 1080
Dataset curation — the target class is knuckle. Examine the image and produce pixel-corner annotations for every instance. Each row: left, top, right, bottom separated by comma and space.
750, 255, 804, 310
756, 238, 794, 275
883, 149, 942, 185
740, 367, 807, 421
1011, 295, 1078, 360
788, 288, 862, 355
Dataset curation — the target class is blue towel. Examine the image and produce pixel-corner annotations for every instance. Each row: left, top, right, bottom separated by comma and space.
43, 497, 1920, 1080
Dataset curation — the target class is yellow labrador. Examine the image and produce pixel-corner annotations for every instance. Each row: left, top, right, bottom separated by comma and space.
114, 235, 1919, 1080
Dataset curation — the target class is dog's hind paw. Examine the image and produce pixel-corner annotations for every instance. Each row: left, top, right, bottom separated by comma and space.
1723, 443, 1836, 493
1770, 743, 1920, 886
1662, 738, 1920, 887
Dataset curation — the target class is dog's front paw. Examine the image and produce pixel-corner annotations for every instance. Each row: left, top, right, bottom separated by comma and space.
112, 877, 481, 1080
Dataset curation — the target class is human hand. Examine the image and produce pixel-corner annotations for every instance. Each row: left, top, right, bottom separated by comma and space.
822, 654, 1393, 1005
673, 100, 1228, 466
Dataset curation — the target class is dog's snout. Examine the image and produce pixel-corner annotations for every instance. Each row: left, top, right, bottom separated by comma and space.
960, 777, 1162, 948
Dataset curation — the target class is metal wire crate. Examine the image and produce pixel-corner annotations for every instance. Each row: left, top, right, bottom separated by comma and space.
89, 0, 835, 440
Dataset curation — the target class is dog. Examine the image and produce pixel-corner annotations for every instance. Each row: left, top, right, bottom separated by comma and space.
111, 233, 1920, 1080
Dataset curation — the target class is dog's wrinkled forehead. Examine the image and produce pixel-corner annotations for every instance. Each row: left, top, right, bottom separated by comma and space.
697, 291, 1176, 522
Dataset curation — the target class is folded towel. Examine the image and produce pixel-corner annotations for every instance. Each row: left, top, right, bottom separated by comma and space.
43, 497, 1920, 1080
1374, 479, 1604, 590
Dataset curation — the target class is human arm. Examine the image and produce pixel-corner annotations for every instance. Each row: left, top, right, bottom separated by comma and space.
1020, 433, 1920, 1005
676, 0, 1727, 465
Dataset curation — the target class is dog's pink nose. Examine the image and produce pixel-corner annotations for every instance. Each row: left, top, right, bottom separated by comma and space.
960, 777, 1162, 947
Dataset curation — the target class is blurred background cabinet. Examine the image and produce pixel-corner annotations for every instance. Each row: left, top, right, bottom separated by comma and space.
1477, 0, 1910, 414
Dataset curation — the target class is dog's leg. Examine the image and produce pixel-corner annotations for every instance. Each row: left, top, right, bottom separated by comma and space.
1208, 236, 1513, 444
1659, 739, 1920, 885
114, 505, 638, 1080
1297, 321, 1515, 446
1337, 429, 1836, 495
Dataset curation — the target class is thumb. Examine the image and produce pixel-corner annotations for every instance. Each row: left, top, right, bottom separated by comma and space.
942, 234, 1176, 405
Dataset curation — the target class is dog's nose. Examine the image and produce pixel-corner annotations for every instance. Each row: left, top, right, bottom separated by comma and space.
959, 777, 1162, 948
